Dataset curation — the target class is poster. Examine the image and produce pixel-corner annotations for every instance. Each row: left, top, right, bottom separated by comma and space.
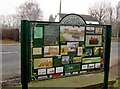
95, 63, 101, 68
65, 73, 71, 76
52, 74, 63, 78
33, 48, 42, 55
77, 47, 83, 56
61, 45, 68, 55
53, 57, 62, 67
88, 64, 94, 69
44, 25, 59, 45
94, 47, 103, 56
95, 27, 103, 34
67, 42, 79, 52
73, 72, 78, 75
86, 35, 102, 46
34, 58, 53, 69
82, 57, 101, 64
38, 68, 46, 75
65, 63, 80, 73
60, 26, 85, 41
82, 64, 88, 70
72, 57, 82, 63
34, 27, 43, 38
85, 48, 92, 56
86, 27, 95, 34
38, 76, 47, 79
56, 67, 64, 73
62, 56, 70, 64
47, 68, 55, 74
44, 46, 59, 57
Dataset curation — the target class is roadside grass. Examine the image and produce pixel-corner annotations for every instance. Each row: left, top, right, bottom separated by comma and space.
114, 78, 120, 88
0, 40, 19, 44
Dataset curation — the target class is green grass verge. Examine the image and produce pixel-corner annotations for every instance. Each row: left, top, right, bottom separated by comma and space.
0, 40, 18, 44
113, 79, 120, 88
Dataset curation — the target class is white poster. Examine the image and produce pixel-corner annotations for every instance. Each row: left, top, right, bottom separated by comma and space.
56, 67, 63, 73
82, 64, 88, 70
95, 63, 101, 68
88, 64, 94, 69
38, 68, 46, 75
47, 68, 55, 74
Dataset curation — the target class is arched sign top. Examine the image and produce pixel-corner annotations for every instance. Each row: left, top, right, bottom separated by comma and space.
60, 14, 86, 25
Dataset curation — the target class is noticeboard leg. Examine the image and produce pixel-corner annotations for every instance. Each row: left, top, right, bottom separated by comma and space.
103, 25, 112, 89
21, 20, 30, 89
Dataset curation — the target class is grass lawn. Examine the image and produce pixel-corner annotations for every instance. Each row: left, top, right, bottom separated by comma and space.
114, 79, 120, 88
0, 40, 19, 44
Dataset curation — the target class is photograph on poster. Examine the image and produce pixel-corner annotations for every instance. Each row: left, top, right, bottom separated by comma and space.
95, 63, 101, 68
44, 25, 59, 45
82, 64, 88, 70
44, 46, 59, 57
53, 57, 62, 67
73, 72, 78, 75
88, 64, 95, 69
86, 35, 102, 46
56, 67, 64, 73
95, 27, 103, 34
60, 26, 85, 41
34, 58, 53, 69
34, 27, 43, 39
80, 71, 87, 73
38, 68, 46, 75
77, 47, 83, 56
62, 56, 70, 64
86, 27, 95, 34
82, 57, 101, 64
61, 45, 68, 55
33, 47, 42, 55
67, 42, 79, 52
85, 49, 92, 56
65, 73, 71, 76
52, 73, 63, 78
38, 75, 48, 79
65, 63, 80, 73
47, 68, 55, 74
94, 47, 103, 56
72, 57, 82, 63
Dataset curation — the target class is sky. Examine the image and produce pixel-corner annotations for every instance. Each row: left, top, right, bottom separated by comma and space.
0, 0, 119, 21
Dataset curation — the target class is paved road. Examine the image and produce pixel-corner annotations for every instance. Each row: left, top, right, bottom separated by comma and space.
1, 44, 20, 80
110, 42, 119, 67
0, 42, 119, 80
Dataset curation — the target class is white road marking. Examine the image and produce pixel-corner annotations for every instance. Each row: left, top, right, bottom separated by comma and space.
0, 52, 18, 55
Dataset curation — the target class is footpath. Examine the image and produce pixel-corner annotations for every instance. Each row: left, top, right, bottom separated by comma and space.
2, 72, 117, 89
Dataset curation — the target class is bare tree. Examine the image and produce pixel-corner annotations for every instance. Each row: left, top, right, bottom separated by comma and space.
17, 1, 43, 21
88, 2, 113, 24
88, 1, 118, 37
0, 15, 20, 29
49, 14, 55, 22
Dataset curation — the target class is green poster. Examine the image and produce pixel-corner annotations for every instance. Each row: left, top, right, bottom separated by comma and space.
34, 27, 43, 38
65, 63, 80, 73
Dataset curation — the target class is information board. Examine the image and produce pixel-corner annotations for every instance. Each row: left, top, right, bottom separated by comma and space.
31, 24, 104, 80
21, 14, 112, 89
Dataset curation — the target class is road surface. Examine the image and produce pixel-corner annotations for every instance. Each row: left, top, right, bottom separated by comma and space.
0, 42, 119, 80
1, 44, 20, 80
